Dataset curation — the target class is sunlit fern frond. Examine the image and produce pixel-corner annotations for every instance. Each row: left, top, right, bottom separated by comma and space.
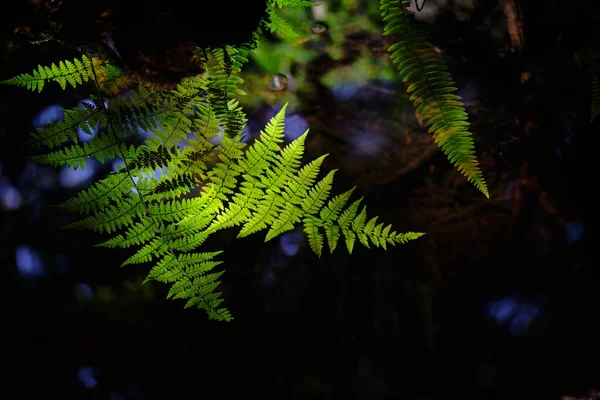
1, 55, 100, 92
184, 104, 425, 257
380, 0, 489, 197
5, 48, 424, 321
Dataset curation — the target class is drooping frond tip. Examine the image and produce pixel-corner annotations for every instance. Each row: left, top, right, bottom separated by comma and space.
380, 0, 489, 198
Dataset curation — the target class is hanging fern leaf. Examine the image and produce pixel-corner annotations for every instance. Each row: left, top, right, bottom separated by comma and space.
380, 0, 489, 198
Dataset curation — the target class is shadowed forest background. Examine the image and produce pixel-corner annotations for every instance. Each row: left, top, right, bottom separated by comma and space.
0, 0, 597, 399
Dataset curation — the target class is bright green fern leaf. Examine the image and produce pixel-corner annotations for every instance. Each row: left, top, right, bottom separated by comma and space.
200, 105, 425, 259
6, 49, 425, 322
1, 55, 101, 92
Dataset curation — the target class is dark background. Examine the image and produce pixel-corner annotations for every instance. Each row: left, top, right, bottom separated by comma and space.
1, 0, 597, 399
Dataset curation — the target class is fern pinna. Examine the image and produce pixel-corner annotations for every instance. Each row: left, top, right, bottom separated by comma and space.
380, 0, 489, 197
2, 54, 424, 321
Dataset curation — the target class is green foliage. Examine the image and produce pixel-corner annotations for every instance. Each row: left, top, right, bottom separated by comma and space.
0, 55, 102, 92
267, 8, 303, 38
242, 0, 383, 109
380, 0, 489, 198
3, 54, 424, 321
264, 0, 315, 41
2, 0, 509, 321
269, 0, 316, 8
321, 48, 397, 90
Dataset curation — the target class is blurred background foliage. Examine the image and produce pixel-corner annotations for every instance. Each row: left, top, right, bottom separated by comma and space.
0, 0, 596, 399
242, 0, 394, 108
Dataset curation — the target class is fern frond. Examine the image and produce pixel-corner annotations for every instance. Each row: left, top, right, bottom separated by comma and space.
146, 251, 223, 283
267, 9, 303, 38
7, 49, 425, 322
203, 105, 288, 235
204, 105, 425, 258
31, 133, 131, 169
265, 155, 327, 240
1, 55, 101, 92
380, 0, 488, 197
206, 46, 250, 137
269, 0, 316, 8
27, 88, 162, 150
96, 218, 157, 249
209, 47, 247, 98
28, 104, 100, 150
151, 172, 199, 196
67, 196, 146, 234
56, 171, 136, 215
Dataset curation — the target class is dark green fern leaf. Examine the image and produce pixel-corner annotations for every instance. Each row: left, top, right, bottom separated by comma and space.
380, 0, 488, 197
125, 146, 175, 171
152, 172, 199, 195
